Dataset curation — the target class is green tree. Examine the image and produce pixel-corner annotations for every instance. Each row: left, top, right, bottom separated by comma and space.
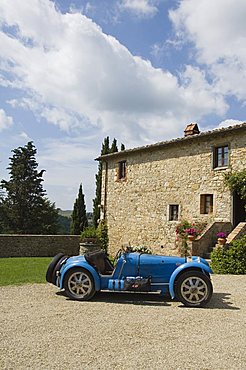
93, 137, 110, 227
93, 137, 120, 227
225, 170, 246, 210
57, 214, 71, 235
110, 138, 118, 153
0, 188, 4, 233
70, 183, 88, 235
97, 219, 109, 253
0, 142, 58, 234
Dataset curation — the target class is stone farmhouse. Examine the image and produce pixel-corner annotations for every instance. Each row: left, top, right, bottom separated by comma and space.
97, 123, 246, 256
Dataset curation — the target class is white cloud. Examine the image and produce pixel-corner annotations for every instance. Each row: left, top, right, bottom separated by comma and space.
180, 66, 227, 117
218, 119, 245, 129
37, 137, 99, 209
119, 0, 159, 18
0, 0, 228, 146
169, 0, 246, 102
19, 131, 31, 140
0, 108, 13, 131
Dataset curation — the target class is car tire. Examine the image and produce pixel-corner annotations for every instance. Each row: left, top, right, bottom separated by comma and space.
46, 253, 65, 283
63, 268, 95, 301
175, 270, 213, 307
51, 255, 68, 285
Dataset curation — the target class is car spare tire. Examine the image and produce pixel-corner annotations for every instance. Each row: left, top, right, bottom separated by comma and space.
46, 253, 65, 283
51, 254, 68, 285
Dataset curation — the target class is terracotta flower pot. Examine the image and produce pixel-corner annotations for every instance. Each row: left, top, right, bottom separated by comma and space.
217, 237, 226, 246
81, 237, 98, 244
188, 235, 195, 241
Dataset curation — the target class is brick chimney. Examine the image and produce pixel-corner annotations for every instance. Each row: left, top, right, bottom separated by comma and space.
184, 123, 200, 137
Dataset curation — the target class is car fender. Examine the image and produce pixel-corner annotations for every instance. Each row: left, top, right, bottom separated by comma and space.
60, 261, 101, 291
169, 262, 213, 299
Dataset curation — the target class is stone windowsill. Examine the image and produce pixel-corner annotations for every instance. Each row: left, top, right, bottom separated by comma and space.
213, 166, 229, 171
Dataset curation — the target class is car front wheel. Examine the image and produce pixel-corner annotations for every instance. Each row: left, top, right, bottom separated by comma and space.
176, 270, 213, 307
63, 268, 95, 301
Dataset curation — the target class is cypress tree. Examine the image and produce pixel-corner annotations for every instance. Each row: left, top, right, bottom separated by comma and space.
0, 141, 58, 234
110, 138, 118, 153
93, 137, 109, 227
93, 137, 121, 227
71, 183, 88, 235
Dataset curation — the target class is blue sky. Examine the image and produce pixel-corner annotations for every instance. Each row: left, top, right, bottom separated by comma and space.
0, 0, 245, 210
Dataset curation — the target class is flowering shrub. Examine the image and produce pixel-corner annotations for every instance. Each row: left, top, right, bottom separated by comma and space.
185, 228, 199, 236
175, 220, 207, 257
176, 220, 207, 238
217, 232, 227, 239
176, 220, 191, 236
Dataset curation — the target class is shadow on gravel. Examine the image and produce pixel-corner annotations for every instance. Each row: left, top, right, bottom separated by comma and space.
177, 292, 240, 310
94, 291, 172, 306
56, 290, 171, 306
56, 291, 239, 309
206, 292, 240, 310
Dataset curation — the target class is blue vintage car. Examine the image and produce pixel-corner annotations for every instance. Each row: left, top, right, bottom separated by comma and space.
46, 248, 213, 307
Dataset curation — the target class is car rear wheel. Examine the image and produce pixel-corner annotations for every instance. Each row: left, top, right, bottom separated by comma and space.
176, 270, 213, 307
63, 268, 95, 301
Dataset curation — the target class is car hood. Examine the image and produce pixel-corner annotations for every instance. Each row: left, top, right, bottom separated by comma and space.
135, 253, 209, 266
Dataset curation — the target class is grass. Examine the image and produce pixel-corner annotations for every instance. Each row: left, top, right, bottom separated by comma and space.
0, 257, 52, 286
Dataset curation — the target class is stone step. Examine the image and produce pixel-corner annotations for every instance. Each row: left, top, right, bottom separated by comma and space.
226, 222, 246, 243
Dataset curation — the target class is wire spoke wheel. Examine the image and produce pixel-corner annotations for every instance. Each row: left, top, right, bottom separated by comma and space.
176, 271, 213, 307
64, 268, 95, 301
181, 277, 207, 304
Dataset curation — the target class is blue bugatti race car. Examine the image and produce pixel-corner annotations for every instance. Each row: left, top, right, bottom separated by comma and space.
46, 247, 213, 307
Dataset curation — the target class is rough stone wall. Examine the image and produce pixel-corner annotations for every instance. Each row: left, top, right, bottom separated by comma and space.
0, 235, 80, 258
102, 129, 246, 256
191, 222, 233, 257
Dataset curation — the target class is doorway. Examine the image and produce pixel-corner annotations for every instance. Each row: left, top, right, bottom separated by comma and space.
233, 192, 246, 227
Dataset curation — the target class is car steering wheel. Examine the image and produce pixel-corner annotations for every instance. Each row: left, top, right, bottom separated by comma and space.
114, 248, 123, 261
114, 245, 129, 261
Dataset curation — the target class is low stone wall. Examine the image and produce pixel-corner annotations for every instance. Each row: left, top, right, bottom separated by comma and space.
0, 235, 80, 258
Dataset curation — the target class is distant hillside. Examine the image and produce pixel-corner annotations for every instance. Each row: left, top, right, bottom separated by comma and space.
56, 210, 94, 234
57, 210, 93, 225
58, 209, 72, 218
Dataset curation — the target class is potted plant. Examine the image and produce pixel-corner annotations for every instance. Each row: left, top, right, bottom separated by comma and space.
217, 232, 227, 246
175, 220, 206, 256
80, 227, 99, 244
185, 228, 199, 241
80, 227, 100, 255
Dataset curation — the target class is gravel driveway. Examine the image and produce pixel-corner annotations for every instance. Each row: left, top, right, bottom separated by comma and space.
0, 275, 246, 370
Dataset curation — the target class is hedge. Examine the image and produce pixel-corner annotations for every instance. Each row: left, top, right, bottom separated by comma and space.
210, 235, 246, 274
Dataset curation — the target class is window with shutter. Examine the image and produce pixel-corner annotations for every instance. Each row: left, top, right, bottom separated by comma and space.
200, 194, 213, 214
213, 145, 229, 168
118, 161, 127, 180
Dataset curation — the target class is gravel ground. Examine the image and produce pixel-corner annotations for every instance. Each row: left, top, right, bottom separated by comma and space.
0, 275, 246, 370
